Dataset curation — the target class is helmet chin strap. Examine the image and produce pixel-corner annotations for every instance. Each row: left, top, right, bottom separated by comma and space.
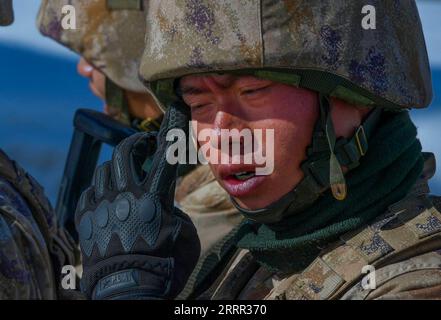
231, 94, 383, 225
105, 77, 132, 126
106, 77, 163, 132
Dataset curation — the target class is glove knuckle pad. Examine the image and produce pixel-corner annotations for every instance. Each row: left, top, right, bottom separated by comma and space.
94, 163, 111, 199
79, 193, 162, 258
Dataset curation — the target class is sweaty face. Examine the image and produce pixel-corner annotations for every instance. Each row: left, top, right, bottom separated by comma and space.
180, 74, 319, 210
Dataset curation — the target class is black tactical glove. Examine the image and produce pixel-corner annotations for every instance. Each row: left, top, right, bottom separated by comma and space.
75, 102, 200, 300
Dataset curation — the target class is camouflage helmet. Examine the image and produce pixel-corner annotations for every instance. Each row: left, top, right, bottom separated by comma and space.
140, 0, 432, 110
37, 0, 164, 127
37, 0, 147, 93
0, 0, 14, 26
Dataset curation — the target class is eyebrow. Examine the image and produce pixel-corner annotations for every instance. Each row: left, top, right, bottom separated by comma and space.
179, 85, 209, 96
179, 75, 270, 96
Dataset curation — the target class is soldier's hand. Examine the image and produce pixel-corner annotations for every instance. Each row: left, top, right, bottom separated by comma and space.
75, 101, 200, 300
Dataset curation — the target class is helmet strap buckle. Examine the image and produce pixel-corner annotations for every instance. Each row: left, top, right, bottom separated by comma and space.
354, 126, 368, 157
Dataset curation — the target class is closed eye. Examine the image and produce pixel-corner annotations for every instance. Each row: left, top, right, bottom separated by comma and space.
241, 85, 271, 96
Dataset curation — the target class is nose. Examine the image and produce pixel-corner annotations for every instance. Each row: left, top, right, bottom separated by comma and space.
211, 106, 248, 154
213, 111, 236, 133
77, 58, 94, 78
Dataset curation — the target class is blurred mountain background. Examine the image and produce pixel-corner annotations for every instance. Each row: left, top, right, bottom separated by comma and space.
0, 0, 440, 204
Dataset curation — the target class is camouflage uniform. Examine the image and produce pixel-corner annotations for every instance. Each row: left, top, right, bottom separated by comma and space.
140, 1, 441, 299
0, 0, 77, 300
0, 150, 77, 299
37, 0, 241, 256
193, 155, 441, 300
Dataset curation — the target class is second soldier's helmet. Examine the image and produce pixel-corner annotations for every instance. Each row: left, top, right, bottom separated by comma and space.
37, 0, 161, 125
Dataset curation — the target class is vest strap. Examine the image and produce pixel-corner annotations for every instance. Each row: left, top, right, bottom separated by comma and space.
282, 193, 441, 300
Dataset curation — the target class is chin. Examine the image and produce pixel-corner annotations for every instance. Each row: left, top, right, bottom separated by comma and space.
233, 196, 275, 211
231, 176, 303, 211
230, 182, 279, 210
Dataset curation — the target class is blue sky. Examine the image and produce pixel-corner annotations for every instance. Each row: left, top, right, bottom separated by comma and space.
0, 0, 77, 59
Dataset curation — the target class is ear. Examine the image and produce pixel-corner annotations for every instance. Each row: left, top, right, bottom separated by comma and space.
330, 97, 372, 139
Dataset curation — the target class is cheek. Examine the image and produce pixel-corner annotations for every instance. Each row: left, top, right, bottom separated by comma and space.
257, 119, 306, 175
192, 121, 220, 178
190, 107, 217, 125
192, 121, 210, 148
255, 88, 318, 177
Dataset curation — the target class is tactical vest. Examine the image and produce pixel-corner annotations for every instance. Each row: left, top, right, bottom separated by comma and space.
274, 193, 441, 300
0, 149, 77, 299
181, 154, 441, 300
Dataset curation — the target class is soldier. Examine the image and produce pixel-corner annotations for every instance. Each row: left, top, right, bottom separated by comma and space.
37, 0, 241, 256
75, 0, 441, 299
37, 0, 163, 130
0, 0, 77, 299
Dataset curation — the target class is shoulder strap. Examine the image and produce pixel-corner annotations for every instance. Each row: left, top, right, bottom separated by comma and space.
282, 192, 441, 300
0, 150, 77, 280
0, 149, 54, 236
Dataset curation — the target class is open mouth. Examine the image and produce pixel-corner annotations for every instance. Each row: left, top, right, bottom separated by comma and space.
219, 166, 266, 197
232, 171, 256, 181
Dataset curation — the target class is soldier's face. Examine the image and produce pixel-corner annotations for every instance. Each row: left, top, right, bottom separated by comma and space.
180, 74, 318, 210
180, 74, 370, 210
77, 58, 110, 112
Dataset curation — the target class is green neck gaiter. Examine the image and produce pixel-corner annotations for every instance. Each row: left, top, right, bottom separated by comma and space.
236, 111, 424, 274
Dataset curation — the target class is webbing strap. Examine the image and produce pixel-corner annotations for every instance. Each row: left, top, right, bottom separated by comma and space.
0, 150, 54, 238
304, 106, 382, 185
335, 107, 382, 169
0, 150, 77, 289
105, 77, 132, 126
322, 95, 347, 200
283, 194, 441, 300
